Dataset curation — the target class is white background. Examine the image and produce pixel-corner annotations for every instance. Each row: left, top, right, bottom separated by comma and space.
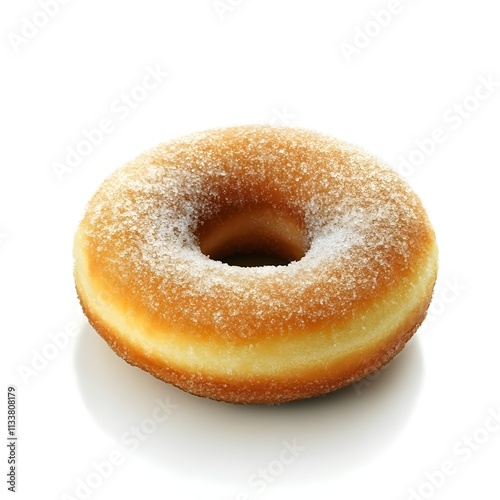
1, 1, 499, 499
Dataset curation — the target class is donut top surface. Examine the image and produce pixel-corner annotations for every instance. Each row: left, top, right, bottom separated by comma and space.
78, 125, 434, 341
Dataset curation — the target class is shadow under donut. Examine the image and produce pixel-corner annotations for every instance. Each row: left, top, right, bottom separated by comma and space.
74, 321, 423, 486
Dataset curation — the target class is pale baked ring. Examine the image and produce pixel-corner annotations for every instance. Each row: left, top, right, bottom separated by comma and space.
73, 125, 438, 404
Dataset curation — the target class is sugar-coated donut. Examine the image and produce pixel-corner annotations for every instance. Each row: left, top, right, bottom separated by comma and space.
73, 125, 438, 405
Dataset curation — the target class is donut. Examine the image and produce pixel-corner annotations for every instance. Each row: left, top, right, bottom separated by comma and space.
73, 125, 438, 405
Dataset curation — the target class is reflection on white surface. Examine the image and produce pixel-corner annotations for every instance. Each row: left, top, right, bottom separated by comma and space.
74, 322, 423, 488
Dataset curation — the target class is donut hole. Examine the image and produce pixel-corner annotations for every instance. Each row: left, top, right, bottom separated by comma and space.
197, 208, 307, 267
219, 252, 290, 267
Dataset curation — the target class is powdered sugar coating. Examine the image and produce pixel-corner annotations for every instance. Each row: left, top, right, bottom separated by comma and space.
81, 126, 428, 340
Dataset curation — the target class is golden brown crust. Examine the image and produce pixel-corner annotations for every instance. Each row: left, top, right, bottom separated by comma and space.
73, 125, 438, 404
77, 276, 434, 405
